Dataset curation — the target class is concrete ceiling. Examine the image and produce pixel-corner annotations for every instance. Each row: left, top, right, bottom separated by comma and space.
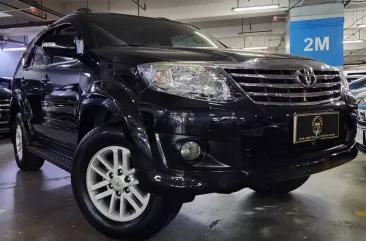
0, 0, 365, 65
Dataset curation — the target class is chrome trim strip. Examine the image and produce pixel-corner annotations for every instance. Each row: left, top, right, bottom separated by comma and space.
155, 134, 168, 167
238, 82, 341, 88
230, 73, 296, 79
317, 75, 340, 80
229, 72, 339, 80
255, 97, 342, 106
248, 90, 341, 98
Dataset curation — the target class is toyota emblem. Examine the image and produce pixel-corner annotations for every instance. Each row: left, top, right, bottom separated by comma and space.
295, 67, 317, 88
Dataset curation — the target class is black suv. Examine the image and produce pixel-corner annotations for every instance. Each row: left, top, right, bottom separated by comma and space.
10, 11, 357, 239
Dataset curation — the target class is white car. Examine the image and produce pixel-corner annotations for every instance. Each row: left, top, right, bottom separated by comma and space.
349, 76, 366, 102
345, 70, 366, 82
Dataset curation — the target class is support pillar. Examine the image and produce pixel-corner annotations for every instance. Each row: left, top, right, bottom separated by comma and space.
286, 1, 344, 68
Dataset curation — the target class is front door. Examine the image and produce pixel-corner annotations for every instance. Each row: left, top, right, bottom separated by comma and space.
21, 46, 47, 136
39, 24, 83, 148
41, 58, 81, 148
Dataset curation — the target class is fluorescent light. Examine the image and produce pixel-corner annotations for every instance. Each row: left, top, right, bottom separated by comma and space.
343, 40, 364, 44
232, 4, 279, 12
242, 46, 268, 50
358, 24, 366, 28
2, 47, 26, 51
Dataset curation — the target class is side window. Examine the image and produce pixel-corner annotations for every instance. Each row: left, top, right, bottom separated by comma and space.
31, 46, 47, 67
51, 25, 79, 64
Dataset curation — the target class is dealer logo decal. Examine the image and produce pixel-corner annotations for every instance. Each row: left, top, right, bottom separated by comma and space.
312, 116, 323, 137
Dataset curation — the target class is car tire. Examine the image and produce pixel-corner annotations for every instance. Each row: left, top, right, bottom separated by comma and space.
72, 124, 183, 239
13, 113, 44, 171
249, 176, 310, 195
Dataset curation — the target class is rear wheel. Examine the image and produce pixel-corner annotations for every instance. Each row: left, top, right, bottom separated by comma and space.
72, 125, 182, 239
13, 113, 44, 171
249, 176, 310, 195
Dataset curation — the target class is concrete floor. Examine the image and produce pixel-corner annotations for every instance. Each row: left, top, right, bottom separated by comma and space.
0, 137, 366, 241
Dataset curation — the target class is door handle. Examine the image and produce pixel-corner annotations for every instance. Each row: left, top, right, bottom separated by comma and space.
42, 75, 50, 84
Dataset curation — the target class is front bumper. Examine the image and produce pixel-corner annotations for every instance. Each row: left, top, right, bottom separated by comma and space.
0, 100, 10, 133
138, 142, 357, 195
130, 93, 357, 195
0, 120, 9, 133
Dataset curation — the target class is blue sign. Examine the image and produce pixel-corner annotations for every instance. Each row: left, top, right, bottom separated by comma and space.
289, 17, 344, 67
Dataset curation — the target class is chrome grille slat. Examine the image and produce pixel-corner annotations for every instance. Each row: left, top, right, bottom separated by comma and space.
229, 73, 339, 80
224, 67, 342, 106
255, 97, 342, 106
230, 73, 297, 80
248, 90, 340, 98
238, 82, 341, 88
317, 75, 340, 80
0, 98, 10, 112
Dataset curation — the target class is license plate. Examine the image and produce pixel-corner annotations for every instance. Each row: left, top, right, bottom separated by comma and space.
293, 112, 339, 144
356, 126, 364, 145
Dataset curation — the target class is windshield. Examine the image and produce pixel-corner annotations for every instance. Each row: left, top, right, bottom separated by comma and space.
87, 13, 225, 49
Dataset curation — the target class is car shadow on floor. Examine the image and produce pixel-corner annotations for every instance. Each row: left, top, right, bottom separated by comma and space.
0, 170, 115, 241
153, 191, 356, 241
3, 168, 366, 241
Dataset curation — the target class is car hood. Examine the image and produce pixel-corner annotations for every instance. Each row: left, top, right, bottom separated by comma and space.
92, 46, 329, 69
0, 87, 11, 97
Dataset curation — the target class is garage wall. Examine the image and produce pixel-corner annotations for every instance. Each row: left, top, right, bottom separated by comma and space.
0, 51, 22, 77
0, 36, 28, 78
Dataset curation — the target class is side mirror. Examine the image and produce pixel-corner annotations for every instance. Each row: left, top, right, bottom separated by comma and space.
42, 35, 80, 57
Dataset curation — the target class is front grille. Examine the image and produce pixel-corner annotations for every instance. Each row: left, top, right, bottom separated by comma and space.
224, 68, 342, 106
0, 97, 10, 115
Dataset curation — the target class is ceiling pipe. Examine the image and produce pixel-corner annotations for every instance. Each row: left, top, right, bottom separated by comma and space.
0, 21, 54, 30
0, 1, 46, 20
15, 0, 64, 18
0, 37, 26, 46
344, 0, 352, 8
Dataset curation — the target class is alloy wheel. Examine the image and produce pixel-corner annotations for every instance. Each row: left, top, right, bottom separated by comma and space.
86, 146, 150, 222
15, 125, 23, 160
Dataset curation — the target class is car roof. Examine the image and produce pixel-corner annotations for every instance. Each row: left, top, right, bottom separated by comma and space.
73, 10, 192, 27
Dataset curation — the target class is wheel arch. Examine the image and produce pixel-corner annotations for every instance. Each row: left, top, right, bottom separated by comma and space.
78, 96, 124, 143
78, 87, 153, 166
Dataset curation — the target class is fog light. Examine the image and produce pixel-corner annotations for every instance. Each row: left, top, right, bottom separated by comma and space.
180, 141, 201, 162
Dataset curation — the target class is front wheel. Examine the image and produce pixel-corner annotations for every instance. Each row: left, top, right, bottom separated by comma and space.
72, 125, 182, 239
249, 176, 310, 195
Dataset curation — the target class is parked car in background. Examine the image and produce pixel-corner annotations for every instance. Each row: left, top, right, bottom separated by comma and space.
0, 77, 11, 135
10, 10, 357, 239
356, 101, 366, 153
349, 76, 366, 102
345, 70, 366, 83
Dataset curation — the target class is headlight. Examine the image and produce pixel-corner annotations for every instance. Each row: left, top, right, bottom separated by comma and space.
137, 62, 235, 102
